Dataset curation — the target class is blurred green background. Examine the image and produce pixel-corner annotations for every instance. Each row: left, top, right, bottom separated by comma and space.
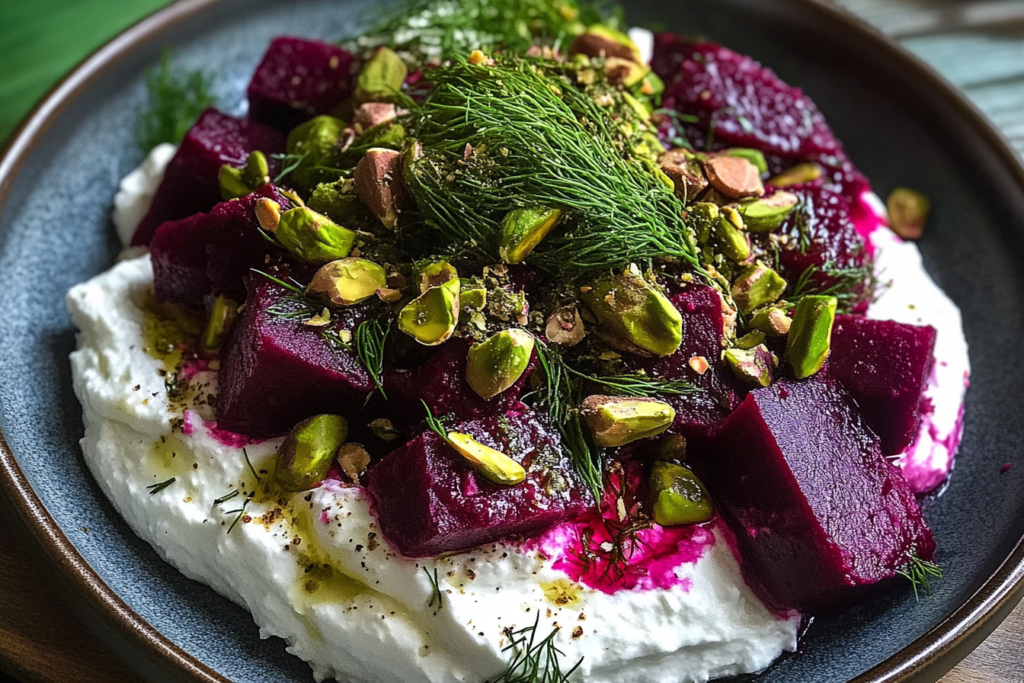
0, 0, 174, 144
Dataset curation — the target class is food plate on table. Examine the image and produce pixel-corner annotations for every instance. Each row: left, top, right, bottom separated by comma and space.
1, 0, 1023, 682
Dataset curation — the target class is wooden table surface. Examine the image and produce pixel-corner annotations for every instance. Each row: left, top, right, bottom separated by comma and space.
3, 0, 1024, 682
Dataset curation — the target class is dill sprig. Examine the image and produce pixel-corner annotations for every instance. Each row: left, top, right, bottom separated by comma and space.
422, 401, 453, 445
146, 478, 176, 495
355, 319, 390, 399
896, 555, 943, 601
213, 489, 240, 506
250, 269, 305, 296
423, 566, 444, 609
138, 50, 215, 152
489, 612, 583, 683
788, 256, 877, 314
225, 498, 251, 535
243, 447, 262, 483
406, 59, 701, 278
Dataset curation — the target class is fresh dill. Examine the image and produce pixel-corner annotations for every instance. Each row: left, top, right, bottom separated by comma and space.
214, 489, 240, 505
896, 555, 943, 601
269, 150, 309, 184
355, 319, 390, 399
250, 269, 305, 296
406, 58, 701, 278
422, 400, 452, 444
423, 566, 444, 609
138, 50, 215, 152
146, 478, 176, 495
787, 257, 877, 314
243, 447, 262, 483
225, 498, 251, 535
488, 612, 583, 683
569, 369, 697, 398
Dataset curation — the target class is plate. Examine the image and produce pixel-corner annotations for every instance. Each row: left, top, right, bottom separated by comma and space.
1, 0, 1023, 681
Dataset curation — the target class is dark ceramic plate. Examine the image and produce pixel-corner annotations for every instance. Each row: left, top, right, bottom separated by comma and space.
2, 0, 1024, 681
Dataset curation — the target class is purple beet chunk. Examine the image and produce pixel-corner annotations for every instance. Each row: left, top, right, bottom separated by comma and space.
623, 282, 742, 442
383, 336, 536, 428
216, 277, 375, 437
698, 377, 935, 612
150, 185, 293, 312
131, 109, 287, 246
247, 36, 358, 131
827, 315, 937, 455
367, 407, 591, 557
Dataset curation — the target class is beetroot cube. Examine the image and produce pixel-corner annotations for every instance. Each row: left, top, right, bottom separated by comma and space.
216, 277, 375, 437
131, 109, 287, 246
698, 377, 934, 612
828, 315, 937, 454
150, 185, 294, 312
367, 408, 591, 557
247, 37, 358, 131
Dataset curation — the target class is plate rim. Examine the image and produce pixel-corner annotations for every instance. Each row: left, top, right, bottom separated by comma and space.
0, 1, 1022, 681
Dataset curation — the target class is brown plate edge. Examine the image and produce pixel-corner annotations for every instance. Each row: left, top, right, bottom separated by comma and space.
0, 0, 1023, 682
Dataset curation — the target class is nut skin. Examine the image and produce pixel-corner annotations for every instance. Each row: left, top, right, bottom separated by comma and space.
647, 462, 714, 527
353, 102, 398, 135
720, 148, 767, 174
307, 258, 388, 307
785, 295, 837, 379
465, 329, 535, 400
580, 395, 676, 448
767, 163, 823, 187
274, 207, 356, 263
730, 263, 787, 314
336, 443, 371, 483
355, 46, 408, 103
446, 432, 527, 486
736, 191, 799, 233
499, 207, 563, 264
886, 187, 930, 240
724, 344, 775, 387
398, 276, 460, 346
275, 414, 348, 492
568, 27, 643, 64
603, 57, 648, 87
660, 149, 708, 203
545, 306, 585, 346
581, 266, 683, 358
704, 156, 764, 200
354, 148, 409, 230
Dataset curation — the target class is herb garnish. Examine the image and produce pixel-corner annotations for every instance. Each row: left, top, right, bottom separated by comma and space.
138, 50, 215, 152
489, 612, 582, 683
243, 447, 262, 484
422, 401, 453, 445
896, 555, 943, 601
423, 566, 444, 609
146, 478, 176, 495
788, 257, 877, 314
225, 499, 250, 535
214, 489, 240, 505
355, 319, 390, 400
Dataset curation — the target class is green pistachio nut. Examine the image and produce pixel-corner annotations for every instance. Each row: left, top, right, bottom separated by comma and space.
730, 263, 787, 314
724, 345, 774, 387
275, 207, 356, 263
749, 306, 792, 337
308, 180, 374, 228
735, 330, 767, 350
687, 203, 719, 244
637, 70, 665, 98
581, 266, 683, 357
285, 115, 347, 191
767, 163, 823, 187
465, 329, 535, 400
275, 414, 349, 492
569, 25, 645, 64
785, 295, 837, 379
356, 46, 408, 103
715, 207, 751, 262
724, 148, 768, 175
460, 287, 487, 313
621, 92, 652, 122
307, 258, 387, 307
219, 151, 271, 200
736, 191, 799, 233
886, 187, 930, 240
648, 462, 714, 527
419, 261, 458, 292
604, 57, 649, 87
446, 432, 526, 486
398, 277, 460, 346
242, 150, 270, 188
200, 295, 238, 357
580, 395, 676, 448
499, 207, 563, 264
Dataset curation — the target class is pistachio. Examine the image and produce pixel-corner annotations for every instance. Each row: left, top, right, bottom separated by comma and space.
886, 187, 930, 240
200, 295, 238, 357
704, 156, 764, 200
715, 207, 751, 262
580, 395, 676, 447
446, 432, 526, 485
639, 70, 665, 98
285, 115, 345, 191
307, 181, 372, 228
648, 462, 714, 527
724, 344, 774, 387
722, 148, 768, 175
398, 277, 460, 346
545, 306, 586, 347
767, 163, 823, 187
735, 330, 767, 350
419, 261, 458, 291
688, 355, 710, 375
581, 266, 683, 357
355, 46, 408, 103
730, 263, 787, 314
353, 102, 398, 135
657, 434, 687, 463
275, 414, 348, 492
736, 191, 799, 233
465, 329, 535, 400
568, 26, 644, 64
376, 288, 403, 303
687, 202, 719, 244
354, 148, 408, 230
467, 49, 492, 66
307, 258, 388, 307
661, 149, 708, 202
242, 150, 270, 188
785, 295, 837, 379
218, 151, 271, 200
369, 417, 402, 442
255, 198, 282, 233
274, 207, 356, 263
336, 443, 371, 483
499, 207, 563, 264
749, 307, 792, 337
460, 287, 488, 313
603, 57, 649, 87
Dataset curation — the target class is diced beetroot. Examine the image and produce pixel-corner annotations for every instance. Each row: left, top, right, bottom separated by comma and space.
247, 37, 358, 131
367, 407, 591, 557
150, 185, 294, 312
827, 315, 937, 455
623, 282, 742, 442
697, 377, 934, 612
216, 277, 376, 437
383, 336, 536, 428
131, 109, 287, 246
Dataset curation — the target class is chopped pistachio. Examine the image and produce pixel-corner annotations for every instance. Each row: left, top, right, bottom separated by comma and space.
353, 102, 398, 134
398, 277, 460, 346
218, 151, 271, 200
657, 434, 688, 463
447, 432, 526, 485
767, 162, 823, 187
307, 258, 388, 307
460, 287, 487, 313
581, 266, 683, 357
581, 395, 676, 447
308, 180, 373, 227
369, 417, 402, 442
749, 307, 792, 337
354, 147, 408, 230
285, 115, 346, 191
242, 150, 270, 188
638, 70, 665, 98
465, 329, 535, 400
736, 191, 799, 233
687, 203, 719, 244
715, 207, 751, 262
275, 414, 348, 492
648, 462, 714, 527
255, 198, 282, 233
736, 330, 767, 350
274, 207, 356, 263
499, 207, 563, 264
302, 308, 332, 328
545, 306, 586, 346
218, 165, 251, 201
356, 46, 408, 103
704, 156, 764, 200
662, 150, 708, 203
603, 57, 649, 87
420, 261, 458, 292
724, 345, 774, 387
200, 295, 238, 357
336, 443, 371, 483
569, 25, 644, 64
723, 148, 767, 175
730, 263, 787, 314
785, 295, 837, 379
886, 187, 930, 240
688, 355, 710, 375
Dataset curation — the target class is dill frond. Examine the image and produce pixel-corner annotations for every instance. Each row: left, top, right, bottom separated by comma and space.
423, 566, 444, 609
896, 554, 943, 601
138, 50, 215, 152
355, 319, 390, 399
489, 612, 583, 683
146, 478, 176, 495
